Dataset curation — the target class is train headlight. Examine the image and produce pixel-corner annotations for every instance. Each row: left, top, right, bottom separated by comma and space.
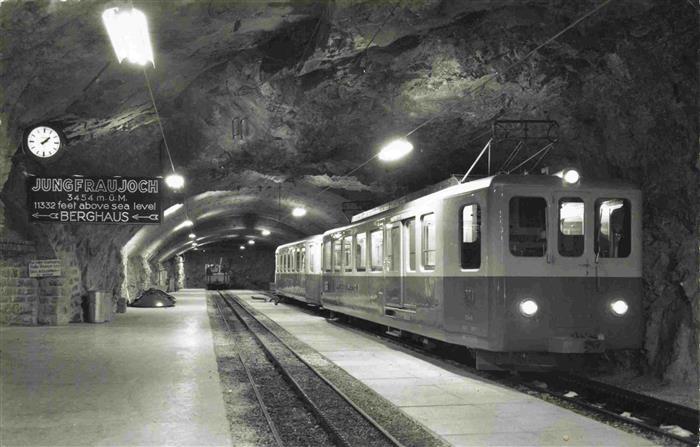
519, 299, 539, 317
610, 299, 629, 316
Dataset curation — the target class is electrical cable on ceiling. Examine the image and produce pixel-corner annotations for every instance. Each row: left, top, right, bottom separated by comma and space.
314, 0, 615, 196
143, 67, 176, 173
405, 0, 614, 138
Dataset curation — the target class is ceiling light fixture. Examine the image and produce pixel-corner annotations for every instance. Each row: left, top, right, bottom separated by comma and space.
239, 245, 246, 250
188, 233, 196, 239
378, 139, 413, 162
292, 207, 307, 217
182, 219, 193, 227
165, 173, 185, 190
247, 240, 255, 245
261, 229, 271, 236
102, 7, 154, 66
163, 203, 182, 216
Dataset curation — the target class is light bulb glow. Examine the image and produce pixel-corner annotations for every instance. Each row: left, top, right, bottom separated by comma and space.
163, 203, 183, 216
182, 219, 193, 227
378, 139, 414, 161
247, 240, 255, 245
519, 299, 538, 317
165, 173, 185, 189
188, 233, 196, 239
261, 229, 271, 236
239, 245, 246, 250
102, 7, 154, 66
610, 299, 629, 316
563, 169, 580, 184
292, 207, 307, 217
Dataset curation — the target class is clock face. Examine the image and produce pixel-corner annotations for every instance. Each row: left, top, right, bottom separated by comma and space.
26, 126, 62, 158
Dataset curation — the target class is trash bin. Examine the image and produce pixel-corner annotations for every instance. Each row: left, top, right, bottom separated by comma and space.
87, 291, 112, 323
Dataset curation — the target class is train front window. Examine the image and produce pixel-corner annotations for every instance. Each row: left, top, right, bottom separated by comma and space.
343, 236, 353, 271
509, 197, 547, 257
460, 204, 481, 269
595, 199, 631, 258
355, 232, 367, 271
370, 229, 383, 271
421, 213, 436, 270
404, 218, 416, 271
559, 198, 584, 257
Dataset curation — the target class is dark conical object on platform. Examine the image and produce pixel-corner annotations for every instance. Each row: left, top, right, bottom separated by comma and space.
131, 288, 176, 308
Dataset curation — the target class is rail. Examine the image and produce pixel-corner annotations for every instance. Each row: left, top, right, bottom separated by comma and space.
217, 292, 404, 447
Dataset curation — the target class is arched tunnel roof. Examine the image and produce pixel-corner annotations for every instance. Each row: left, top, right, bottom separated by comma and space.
124, 178, 350, 264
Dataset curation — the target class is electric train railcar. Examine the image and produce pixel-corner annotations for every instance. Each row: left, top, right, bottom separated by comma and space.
275, 174, 643, 369
274, 234, 324, 305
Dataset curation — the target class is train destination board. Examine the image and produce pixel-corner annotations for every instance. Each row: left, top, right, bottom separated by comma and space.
27, 176, 162, 224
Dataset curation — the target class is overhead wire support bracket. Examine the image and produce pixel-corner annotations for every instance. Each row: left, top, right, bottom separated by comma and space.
460, 138, 493, 183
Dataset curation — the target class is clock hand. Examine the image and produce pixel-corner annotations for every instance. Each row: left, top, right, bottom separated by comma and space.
40, 137, 50, 144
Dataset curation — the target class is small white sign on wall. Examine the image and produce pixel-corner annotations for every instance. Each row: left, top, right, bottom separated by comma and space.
28, 259, 62, 278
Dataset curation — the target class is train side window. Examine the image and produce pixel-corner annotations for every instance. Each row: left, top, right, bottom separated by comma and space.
595, 199, 631, 258
403, 218, 416, 272
355, 232, 367, 271
308, 244, 314, 273
559, 198, 584, 257
421, 213, 436, 270
323, 242, 331, 271
343, 236, 353, 271
300, 247, 306, 273
370, 230, 383, 271
333, 239, 342, 272
509, 197, 547, 257
385, 225, 400, 272
460, 204, 481, 269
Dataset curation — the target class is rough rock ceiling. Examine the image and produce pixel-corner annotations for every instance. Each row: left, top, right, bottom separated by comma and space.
1, 0, 695, 264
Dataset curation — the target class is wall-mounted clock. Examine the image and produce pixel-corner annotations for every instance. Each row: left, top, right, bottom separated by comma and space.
23, 125, 65, 160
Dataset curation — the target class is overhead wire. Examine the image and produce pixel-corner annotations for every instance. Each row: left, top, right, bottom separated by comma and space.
406, 0, 613, 137
317, 0, 615, 193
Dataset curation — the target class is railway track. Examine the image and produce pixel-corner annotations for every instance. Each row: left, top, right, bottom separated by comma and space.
272, 294, 698, 446
213, 292, 404, 447
514, 373, 699, 446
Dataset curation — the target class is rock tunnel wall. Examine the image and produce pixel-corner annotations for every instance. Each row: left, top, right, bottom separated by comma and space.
183, 247, 275, 290
0, 0, 696, 387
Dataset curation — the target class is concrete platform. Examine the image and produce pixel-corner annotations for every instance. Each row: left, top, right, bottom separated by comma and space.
237, 290, 657, 447
0, 289, 230, 446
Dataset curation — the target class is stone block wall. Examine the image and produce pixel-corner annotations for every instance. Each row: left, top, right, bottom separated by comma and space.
0, 265, 38, 325
0, 263, 78, 326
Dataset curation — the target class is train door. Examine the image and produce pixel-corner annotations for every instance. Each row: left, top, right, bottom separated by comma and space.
550, 191, 596, 329
383, 222, 402, 308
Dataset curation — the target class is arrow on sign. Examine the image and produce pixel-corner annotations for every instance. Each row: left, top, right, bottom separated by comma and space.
132, 214, 159, 221
32, 212, 59, 220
